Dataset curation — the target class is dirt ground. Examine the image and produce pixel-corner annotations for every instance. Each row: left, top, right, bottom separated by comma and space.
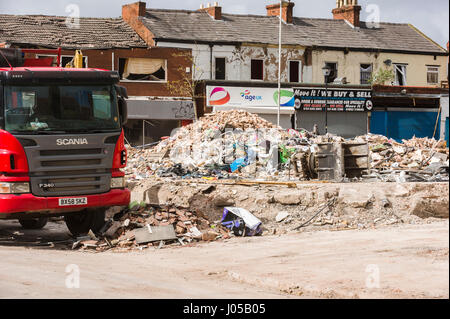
0, 219, 448, 299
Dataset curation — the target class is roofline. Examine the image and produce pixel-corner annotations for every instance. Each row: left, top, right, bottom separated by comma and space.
408, 24, 447, 52
312, 45, 449, 56
154, 38, 448, 56
155, 38, 241, 47
1, 41, 147, 50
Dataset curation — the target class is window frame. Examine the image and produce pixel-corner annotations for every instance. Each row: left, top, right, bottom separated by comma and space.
288, 60, 302, 83
250, 59, 264, 81
324, 62, 338, 83
360, 63, 373, 85
118, 57, 168, 83
215, 57, 226, 80
426, 65, 440, 85
393, 63, 407, 86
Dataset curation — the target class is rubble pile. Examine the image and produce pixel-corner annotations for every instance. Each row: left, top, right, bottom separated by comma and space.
126, 110, 449, 182
74, 204, 231, 252
353, 135, 449, 182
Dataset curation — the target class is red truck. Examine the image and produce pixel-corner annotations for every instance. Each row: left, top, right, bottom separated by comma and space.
0, 48, 130, 235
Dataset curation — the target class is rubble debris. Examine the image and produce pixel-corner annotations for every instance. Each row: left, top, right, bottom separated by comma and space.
125, 110, 448, 183
133, 225, 177, 245
70, 204, 233, 252
221, 207, 262, 237
276, 211, 290, 223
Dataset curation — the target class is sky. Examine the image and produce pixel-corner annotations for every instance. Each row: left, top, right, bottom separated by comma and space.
1, 0, 448, 48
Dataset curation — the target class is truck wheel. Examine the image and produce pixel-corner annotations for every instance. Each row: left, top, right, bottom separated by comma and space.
64, 209, 106, 237
19, 217, 48, 230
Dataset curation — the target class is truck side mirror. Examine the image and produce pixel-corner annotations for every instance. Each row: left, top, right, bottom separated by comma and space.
115, 85, 128, 99
118, 97, 128, 126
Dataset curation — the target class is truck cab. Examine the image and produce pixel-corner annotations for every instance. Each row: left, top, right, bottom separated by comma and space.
0, 49, 130, 236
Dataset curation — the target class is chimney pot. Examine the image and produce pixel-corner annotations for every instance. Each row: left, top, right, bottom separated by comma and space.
332, 0, 361, 27
266, 1, 295, 24
198, 2, 222, 20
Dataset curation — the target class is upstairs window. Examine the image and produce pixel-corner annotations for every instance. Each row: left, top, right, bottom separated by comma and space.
289, 61, 301, 83
325, 62, 338, 83
251, 59, 264, 81
215, 57, 226, 80
427, 66, 439, 85
119, 58, 167, 82
394, 64, 407, 86
360, 64, 372, 85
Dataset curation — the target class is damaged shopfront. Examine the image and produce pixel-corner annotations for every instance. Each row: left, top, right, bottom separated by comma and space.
125, 98, 195, 146
294, 85, 373, 138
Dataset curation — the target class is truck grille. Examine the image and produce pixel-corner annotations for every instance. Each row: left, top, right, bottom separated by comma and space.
18, 134, 118, 197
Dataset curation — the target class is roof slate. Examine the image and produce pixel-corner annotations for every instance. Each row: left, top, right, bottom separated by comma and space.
141, 9, 446, 54
0, 15, 147, 49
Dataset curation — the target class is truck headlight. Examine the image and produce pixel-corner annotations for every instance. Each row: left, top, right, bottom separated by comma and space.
110, 177, 126, 189
0, 182, 30, 194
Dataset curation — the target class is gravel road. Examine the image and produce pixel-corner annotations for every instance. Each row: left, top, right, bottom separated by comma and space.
0, 220, 448, 299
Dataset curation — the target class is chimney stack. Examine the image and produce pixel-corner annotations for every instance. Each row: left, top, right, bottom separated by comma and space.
198, 2, 222, 20
332, 0, 361, 28
266, 1, 295, 24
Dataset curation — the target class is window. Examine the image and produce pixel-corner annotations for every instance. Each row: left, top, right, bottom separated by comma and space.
215, 57, 226, 80
394, 64, 407, 86
4, 85, 120, 132
427, 66, 439, 85
61, 55, 88, 68
325, 62, 338, 83
289, 61, 301, 83
118, 58, 167, 82
360, 64, 373, 85
251, 59, 264, 80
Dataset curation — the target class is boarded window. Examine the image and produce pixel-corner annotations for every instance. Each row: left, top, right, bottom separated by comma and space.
427, 66, 439, 84
289, 61, 300, 83
360, 64, 372, 85
215, 57, 226, 80
394, 64, 407, 86
119, 58, 166, 81
325, 62, 337, 83
251, 59, 264, 80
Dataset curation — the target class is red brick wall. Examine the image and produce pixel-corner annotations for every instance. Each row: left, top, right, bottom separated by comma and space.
266, 2, 295, 24
198, 6, 222, 20
122, 2, 156, 47
59, 47, 192, 97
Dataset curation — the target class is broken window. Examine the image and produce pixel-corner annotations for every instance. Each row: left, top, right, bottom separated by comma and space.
215, 57, 226, 80
289, 61, 301, 83
325, 62, 337, 83
61, 55, 88, 68
394, 64, 407, 86
119, 58, 167, 81
427, 66, 439, 85
360, 64, 372, 85
251, 59, 264, 81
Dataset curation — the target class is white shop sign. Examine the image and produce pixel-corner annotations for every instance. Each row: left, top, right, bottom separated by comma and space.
206, 86, 295, 108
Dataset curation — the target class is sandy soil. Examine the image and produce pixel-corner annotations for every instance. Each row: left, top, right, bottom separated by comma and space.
0, 219, 448, 299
